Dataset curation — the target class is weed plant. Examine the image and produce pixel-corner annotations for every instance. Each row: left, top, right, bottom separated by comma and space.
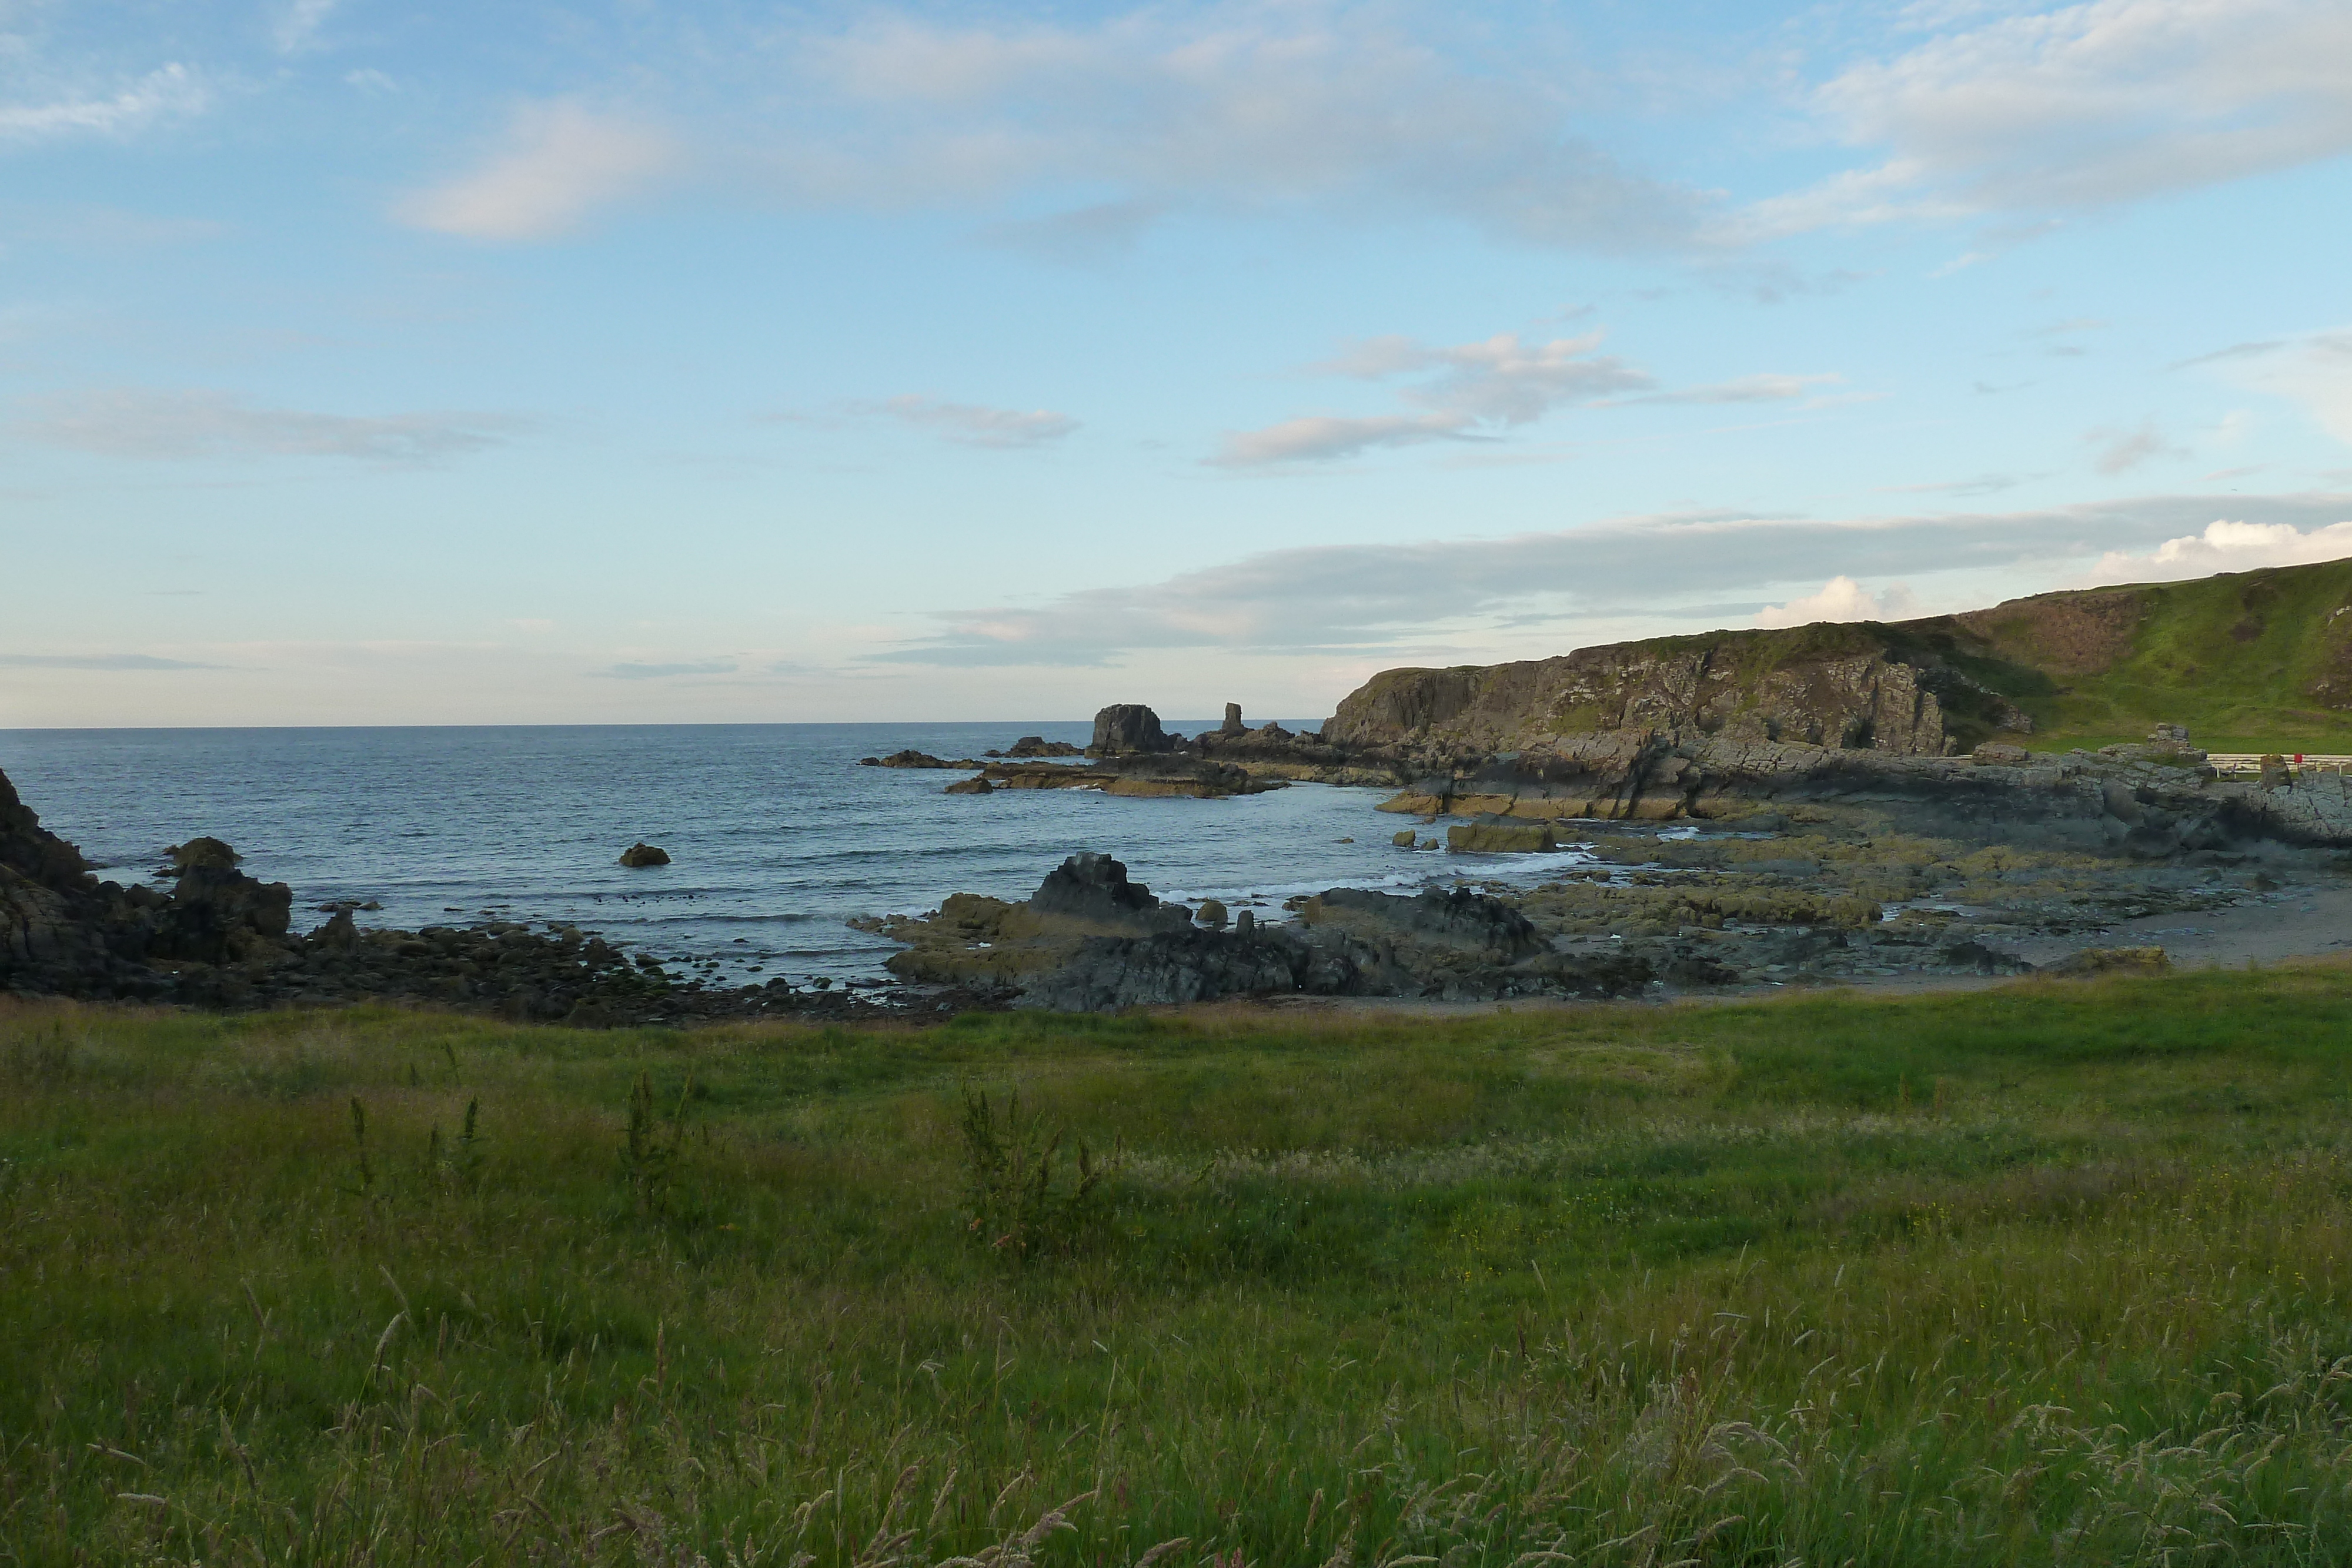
8, 965, 2352, 1564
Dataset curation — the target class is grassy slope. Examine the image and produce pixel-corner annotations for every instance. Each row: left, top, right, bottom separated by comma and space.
10, 977, 2352, 1565
1962, 559, 2352, 752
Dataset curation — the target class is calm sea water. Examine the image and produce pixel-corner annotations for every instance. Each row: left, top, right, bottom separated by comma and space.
0, 724, 1605, 986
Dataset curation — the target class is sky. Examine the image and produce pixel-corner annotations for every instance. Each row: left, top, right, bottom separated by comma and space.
2, 0, 2350, 727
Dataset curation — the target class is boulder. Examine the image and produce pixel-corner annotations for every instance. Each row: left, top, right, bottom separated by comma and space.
619, 842, 671, 868
1195, 898, 1228, 928
1089, 704, 1175, 757
168, 837, 242, 872
1446, 816, 1559, 853
1972, 742, 2030, 766
1392, 830, 1417, 847
944, 774, 994, 795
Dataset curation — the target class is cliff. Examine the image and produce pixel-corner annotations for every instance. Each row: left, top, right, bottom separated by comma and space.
1327, 557, 2352, 758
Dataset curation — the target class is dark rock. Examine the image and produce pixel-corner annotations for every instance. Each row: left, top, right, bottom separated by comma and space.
168, 837, 241, 872
1004, 736, 1084, 758
1299, 887, 1542, 960
619, 842, 671, 868
1027, 852, 1192, 932
1221, 703, 1247, 737
1937, 938, 2032, 974
1660, 948, 1739, 987
1196, 898, 1228, 928
944, 775, 994, 795
861, 750, 983, 770
1089, 704, 1175, 757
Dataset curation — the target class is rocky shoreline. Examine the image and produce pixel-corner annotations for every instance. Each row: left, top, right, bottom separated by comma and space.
12, 680, 2352, 1021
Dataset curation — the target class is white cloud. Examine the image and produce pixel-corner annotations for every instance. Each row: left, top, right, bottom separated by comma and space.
0, 63, 208, 143
1753, 576, 1925, 628
1748, 0, 2352, 232
871, 491, 2352, 665
273, 0, 337, 55
19, 389, 526, 463
788, 11, 1695, 249
449, 7, 1698, 250
2082, 517, 2352, 583
1218, 330, 1831, 466
879, 396, 1079, 449
397, 100, 679, 241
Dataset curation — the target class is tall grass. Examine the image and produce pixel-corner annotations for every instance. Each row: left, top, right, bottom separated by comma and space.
7, 967, 2352, 1564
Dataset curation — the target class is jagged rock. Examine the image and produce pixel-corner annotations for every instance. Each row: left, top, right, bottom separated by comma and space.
619, 842, 671, 868
1028, 852, 1194, 932
1089, 704, 1175, 757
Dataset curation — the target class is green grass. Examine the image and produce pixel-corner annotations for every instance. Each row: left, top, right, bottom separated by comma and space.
1968, 559, 2352, 751
10, 971, 2352, 1565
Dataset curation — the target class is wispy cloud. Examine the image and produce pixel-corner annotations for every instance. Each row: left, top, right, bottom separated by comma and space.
0, 653, 219, 670
2087, 419, 2185, 475
2192, 330, 2352, 444
1745, 0, 2352, 233
19, 389, 527, 463
877, 396, 1078, 449
1217, 330, 1830, 467
387, 7, 1702, 252
398, 99, 680, 241
593, 660, 739, 680
869, 492, 2352, 665
0, 63, 209, 144
273, 0, 338, 55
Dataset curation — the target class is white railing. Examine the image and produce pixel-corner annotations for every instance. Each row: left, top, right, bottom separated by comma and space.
2207, 753, 2352, 775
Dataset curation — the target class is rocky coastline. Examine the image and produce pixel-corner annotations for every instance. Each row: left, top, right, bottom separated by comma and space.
18, 559, 2352, 1022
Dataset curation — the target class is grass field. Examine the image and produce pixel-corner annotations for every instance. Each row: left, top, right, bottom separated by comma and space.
9, 969, 2352, 1566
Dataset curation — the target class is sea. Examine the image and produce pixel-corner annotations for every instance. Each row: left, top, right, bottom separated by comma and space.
0, 724, 1618, 987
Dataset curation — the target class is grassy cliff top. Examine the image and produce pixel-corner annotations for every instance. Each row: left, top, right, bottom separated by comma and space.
1359, 557, 2352, 754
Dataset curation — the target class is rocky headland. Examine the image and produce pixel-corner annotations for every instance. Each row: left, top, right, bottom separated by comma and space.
860, 560, 2352, 1009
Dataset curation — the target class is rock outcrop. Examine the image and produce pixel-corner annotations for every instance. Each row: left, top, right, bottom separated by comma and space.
1089, 704, 1176, 756
860, 750, 983, 769
619, 842, 671, 867
988, 736, 1084, 758
867, 852, 1655, 1008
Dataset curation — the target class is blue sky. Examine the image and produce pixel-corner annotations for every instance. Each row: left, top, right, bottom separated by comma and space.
3, 0, 2350, 726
